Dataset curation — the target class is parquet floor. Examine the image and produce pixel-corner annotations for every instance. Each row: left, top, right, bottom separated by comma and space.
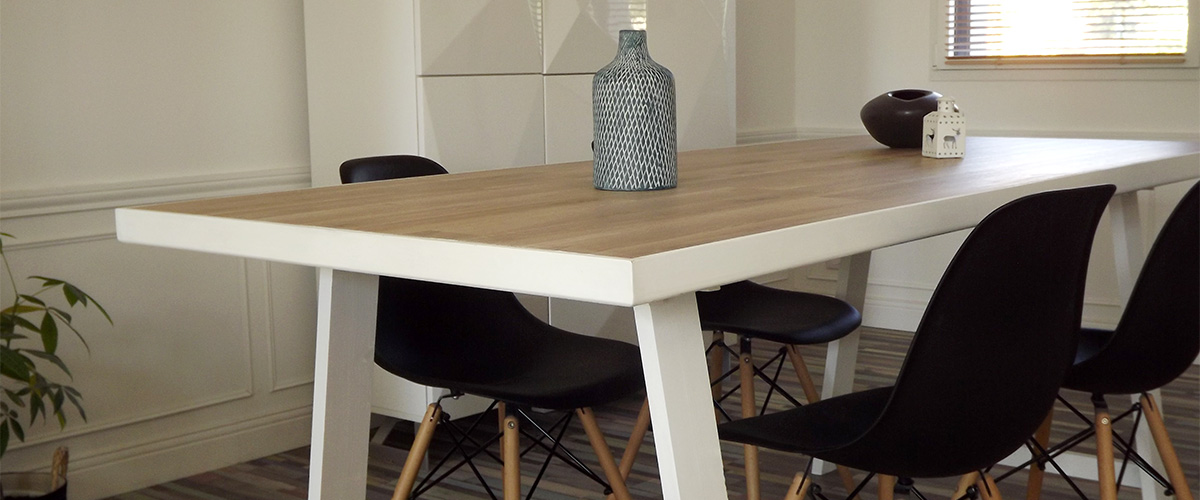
108, 327, 1198, 500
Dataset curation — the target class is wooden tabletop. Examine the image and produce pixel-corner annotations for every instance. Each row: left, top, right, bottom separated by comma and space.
117, 136, 1198, 305
129, 136, 1199, 259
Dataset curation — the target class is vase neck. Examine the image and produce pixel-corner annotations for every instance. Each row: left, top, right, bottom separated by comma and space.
616, 30, 651, 62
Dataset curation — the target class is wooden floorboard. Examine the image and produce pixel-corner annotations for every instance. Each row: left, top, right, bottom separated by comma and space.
107, 327, 1198, 499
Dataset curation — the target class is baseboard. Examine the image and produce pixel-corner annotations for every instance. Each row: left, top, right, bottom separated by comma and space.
63, 407, 312, 500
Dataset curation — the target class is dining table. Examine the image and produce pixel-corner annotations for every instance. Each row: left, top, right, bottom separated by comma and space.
115, 135, 1199, 500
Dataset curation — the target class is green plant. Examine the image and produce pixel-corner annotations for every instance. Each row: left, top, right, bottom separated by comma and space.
0, 233, 110, 457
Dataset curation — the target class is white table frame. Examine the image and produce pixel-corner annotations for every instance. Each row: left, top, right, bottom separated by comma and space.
115, 137, 1199, 500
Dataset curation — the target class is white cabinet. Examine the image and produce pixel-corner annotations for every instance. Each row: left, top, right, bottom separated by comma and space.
418, 75, 546, 171
305, 0, 736, 422
414, 0, 542, 76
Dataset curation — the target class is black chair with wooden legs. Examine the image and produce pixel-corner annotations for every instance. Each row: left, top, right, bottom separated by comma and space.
697, 282, 863, 499
1020, 182, 1198, 500
340, 155, 646, 500
718, 185, 1115, 500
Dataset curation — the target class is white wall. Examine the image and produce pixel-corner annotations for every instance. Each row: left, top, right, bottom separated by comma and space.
0, 2, 315, 498
1, 0, 1193, 497
737, 0, 1200, 331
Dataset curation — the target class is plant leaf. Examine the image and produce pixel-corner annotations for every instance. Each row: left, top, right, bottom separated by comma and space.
8, 313, 41, 334
68, 284, 112, 324
18, 294, 46, 307
24, 350, 72, 378
48, 307, 72, 323
62, 283, 80, 306
48, 313, 90, 354
52, 389, 67, 428
29, 393, 44, 424
9, 416, 22, 442
40, 312, 59, 354
64, 389, 86, 421
0, 346, 33, 381
2, 304, 43, 316
3, 389, 24, 409
30, 276, 64, 287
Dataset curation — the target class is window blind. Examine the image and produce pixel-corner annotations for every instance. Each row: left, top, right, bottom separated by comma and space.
945, 0, 1189, 64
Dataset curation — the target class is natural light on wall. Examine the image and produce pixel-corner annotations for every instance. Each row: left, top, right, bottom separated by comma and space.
944, 0, 1190, 64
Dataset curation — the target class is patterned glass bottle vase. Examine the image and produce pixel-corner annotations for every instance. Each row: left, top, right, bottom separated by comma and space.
592, 30, 677, 191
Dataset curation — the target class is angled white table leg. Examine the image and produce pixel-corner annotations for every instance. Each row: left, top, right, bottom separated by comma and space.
634, 293, 730, 500
812, 252, 872, 475
309, 268, 379, 500
1108, 192, 1168, 500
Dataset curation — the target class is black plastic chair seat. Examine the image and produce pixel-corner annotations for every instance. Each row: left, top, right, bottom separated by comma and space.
715, 185, 1117, 483
1061, 182, 1199, 398
380, 328, 644, 411
1061, 327, 1122, 393
719, 386, 888, 456
373, 278, 645, 411
697, 280, 862, 345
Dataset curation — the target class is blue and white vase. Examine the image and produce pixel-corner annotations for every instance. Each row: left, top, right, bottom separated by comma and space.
592, 30, 677, 191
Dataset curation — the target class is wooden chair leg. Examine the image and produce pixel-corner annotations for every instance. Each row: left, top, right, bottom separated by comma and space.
502, 414, 521, 500
393, 403, 442, 500
740, 337, 761, 500
1093, 399, 1118, 500
618, 398, 651, 480
1025, 409, 1054, 500
1141, 393, 1194, 500
785, 345, 822, 404
577, 408, 633, 500
786, 345, 858, 500
953, 472, 981, 500
879, 474, 896, 500
785, 472, 814, 500
976, 473, 1002, 500
497, 401, 507, 433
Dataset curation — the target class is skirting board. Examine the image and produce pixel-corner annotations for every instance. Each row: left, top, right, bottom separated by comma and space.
63, 408, 312, 500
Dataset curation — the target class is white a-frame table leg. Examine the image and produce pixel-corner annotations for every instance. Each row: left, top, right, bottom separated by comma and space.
813, 252, 871, 474
1109, 191, 1168, 500
309, 268, 379, 499
634, 293, 730, 500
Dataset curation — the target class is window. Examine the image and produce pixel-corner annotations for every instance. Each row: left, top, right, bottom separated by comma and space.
940, 0, 1191, 66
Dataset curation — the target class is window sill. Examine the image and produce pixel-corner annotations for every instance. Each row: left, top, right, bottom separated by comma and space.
929, 64, 1200, 82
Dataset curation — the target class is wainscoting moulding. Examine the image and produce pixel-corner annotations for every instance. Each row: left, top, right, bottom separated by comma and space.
1, 167, 316, 499
0, 165, 312, 220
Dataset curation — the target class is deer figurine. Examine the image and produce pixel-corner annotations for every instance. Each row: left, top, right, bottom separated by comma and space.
943, 128, 961, 149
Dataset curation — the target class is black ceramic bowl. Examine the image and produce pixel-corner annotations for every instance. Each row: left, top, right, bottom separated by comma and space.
860, 89, 941, 148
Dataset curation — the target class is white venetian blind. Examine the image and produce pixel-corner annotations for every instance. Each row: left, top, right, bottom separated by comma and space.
945, 0, 1190, 64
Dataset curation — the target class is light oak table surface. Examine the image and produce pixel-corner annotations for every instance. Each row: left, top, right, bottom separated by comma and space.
117, 136, 1199, 500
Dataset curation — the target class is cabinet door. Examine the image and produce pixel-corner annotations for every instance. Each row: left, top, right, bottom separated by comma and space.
544, 74, 595, 164
646, 0, 737, 150
542, 0, 646, 75
415, 0, 542, 76
418, 74, 546, 172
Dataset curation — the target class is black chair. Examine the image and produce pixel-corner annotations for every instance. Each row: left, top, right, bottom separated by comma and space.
697, 281, 862, 499
1021, 182, 1197, 500
718, 185, 1115, 500
340, 155, 645, 500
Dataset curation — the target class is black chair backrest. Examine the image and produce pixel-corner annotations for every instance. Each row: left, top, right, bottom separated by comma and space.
848, 185, 1115, 477
339, 155, 564, 388
1065, 182, 1199, 394
339, 155, 447, 183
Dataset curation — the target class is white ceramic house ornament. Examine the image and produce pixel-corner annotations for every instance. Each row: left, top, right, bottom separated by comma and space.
922, 97, 965, 158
